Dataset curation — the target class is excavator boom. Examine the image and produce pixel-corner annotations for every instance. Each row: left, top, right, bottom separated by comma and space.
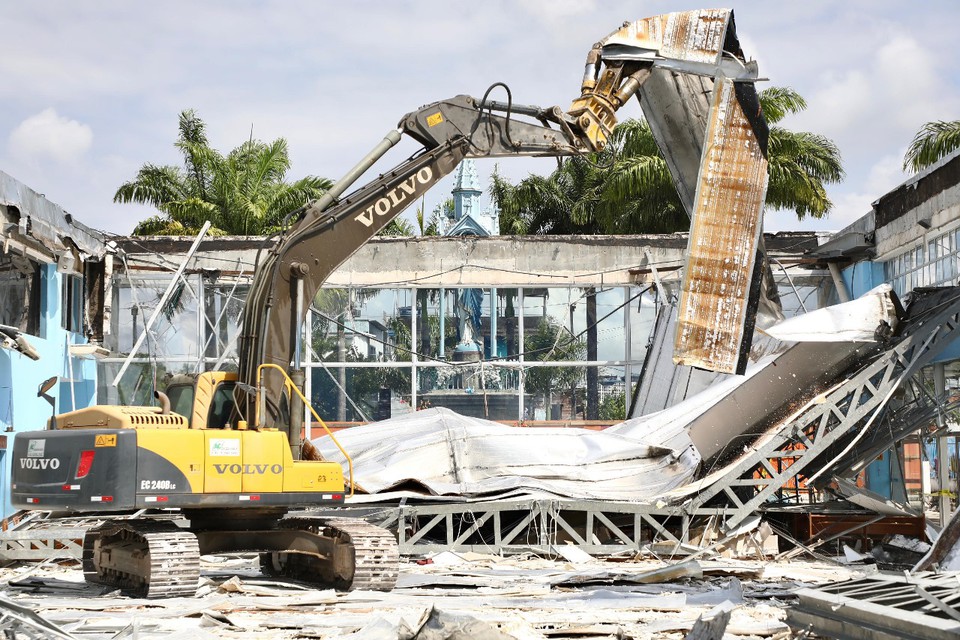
237, 94, 599, 440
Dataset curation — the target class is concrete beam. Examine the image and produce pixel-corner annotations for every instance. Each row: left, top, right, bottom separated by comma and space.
113, 232, 822, 289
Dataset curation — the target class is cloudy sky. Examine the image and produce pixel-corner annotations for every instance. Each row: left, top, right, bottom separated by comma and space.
3, 1, 959, 236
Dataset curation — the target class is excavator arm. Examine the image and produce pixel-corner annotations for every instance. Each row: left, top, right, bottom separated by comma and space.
237, 94, 600, 441
237, 8, 768, 449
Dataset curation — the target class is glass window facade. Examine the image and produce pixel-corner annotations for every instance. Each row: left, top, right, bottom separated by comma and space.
886, 227, 960, 296
99, 270, 827, 423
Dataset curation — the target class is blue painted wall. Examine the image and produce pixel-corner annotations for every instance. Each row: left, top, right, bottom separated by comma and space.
840, 261, 887, 299
864, 450, 892, 499
843, 259, 960, 363
1, 264, 97, 520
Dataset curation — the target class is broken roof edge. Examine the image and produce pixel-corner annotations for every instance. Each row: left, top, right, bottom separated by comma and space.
0, 170, 106, 261
111, 230, 825, 264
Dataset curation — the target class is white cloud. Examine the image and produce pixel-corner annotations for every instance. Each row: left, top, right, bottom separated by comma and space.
8, 108, 93, 164
863, 153, 908, 196
795, 31, 959, 153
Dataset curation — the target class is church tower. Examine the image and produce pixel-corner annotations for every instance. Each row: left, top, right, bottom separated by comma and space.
444, 159, 499, 236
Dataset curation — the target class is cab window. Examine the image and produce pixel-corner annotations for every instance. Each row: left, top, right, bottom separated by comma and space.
208, 381, 237, 429
166, 383, 195, 420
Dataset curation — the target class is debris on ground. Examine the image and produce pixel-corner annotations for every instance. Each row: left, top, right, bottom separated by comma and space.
0, 552, 864, 639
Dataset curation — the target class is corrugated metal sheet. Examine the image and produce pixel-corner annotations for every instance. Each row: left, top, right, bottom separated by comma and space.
603, 9, 731, 65
638, 70, 715, 215
674, 77, 769, 374
313, 407, 698, 502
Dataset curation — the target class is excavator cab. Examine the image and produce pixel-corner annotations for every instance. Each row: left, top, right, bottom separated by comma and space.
165, 372, 239, 430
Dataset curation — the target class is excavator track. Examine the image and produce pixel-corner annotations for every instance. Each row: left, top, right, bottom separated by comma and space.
82, 519, 200, 598
260, 516, 399, 591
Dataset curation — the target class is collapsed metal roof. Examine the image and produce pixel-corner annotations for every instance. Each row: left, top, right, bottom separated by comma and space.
0, 170, 106, 265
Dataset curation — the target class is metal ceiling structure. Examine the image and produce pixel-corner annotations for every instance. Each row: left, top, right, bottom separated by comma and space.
789, 572, 960, 639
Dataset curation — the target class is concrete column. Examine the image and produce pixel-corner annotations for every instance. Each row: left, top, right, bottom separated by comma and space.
489, 287, 497, 358
439, 288, 446, 358
828, 262, 851, 303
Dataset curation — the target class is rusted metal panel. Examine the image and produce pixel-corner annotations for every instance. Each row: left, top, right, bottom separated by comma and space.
674, 76, 769, 374
603, 9, 731, 65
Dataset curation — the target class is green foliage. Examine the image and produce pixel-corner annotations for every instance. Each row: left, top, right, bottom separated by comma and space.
375, 199, 444, 237
384, 315, 413, 361
599, 391, 625, 421
310, 349, 411, 421
378, 218, 416, 237
432, 198, 454, 222
116, 109, 333, 236
757, 86, 807, 125
761, 87, 844, 219
420, 200, 445, 236
523, 318, 585, 396
903, 120, 960, 172
492, 86, 844, 232
309, 289, 413, 420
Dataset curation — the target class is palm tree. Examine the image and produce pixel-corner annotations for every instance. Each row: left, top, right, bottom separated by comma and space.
115, 109, 333, 236
378, 218, 416, 237
493, 86, 843, 235
904, 120, 960, 172
491, 157, 606, 235
762, 88, 844, 219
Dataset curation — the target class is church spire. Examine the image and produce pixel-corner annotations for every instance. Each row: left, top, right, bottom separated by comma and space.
444, 159, 499, 237
451, 159, 482, 222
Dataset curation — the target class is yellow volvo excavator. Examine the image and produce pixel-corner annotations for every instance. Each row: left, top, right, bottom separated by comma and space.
10, 9, 768, 598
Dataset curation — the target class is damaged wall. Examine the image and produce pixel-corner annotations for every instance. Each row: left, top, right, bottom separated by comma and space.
0, 171, 106, 522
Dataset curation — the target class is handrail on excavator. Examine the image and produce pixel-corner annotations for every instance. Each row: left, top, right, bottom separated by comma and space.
255, 363, 355, 498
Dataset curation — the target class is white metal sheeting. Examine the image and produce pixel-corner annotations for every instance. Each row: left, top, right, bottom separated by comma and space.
313, 407, 698, 502
313, 288, 899, 504
763, 284, 898, 343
